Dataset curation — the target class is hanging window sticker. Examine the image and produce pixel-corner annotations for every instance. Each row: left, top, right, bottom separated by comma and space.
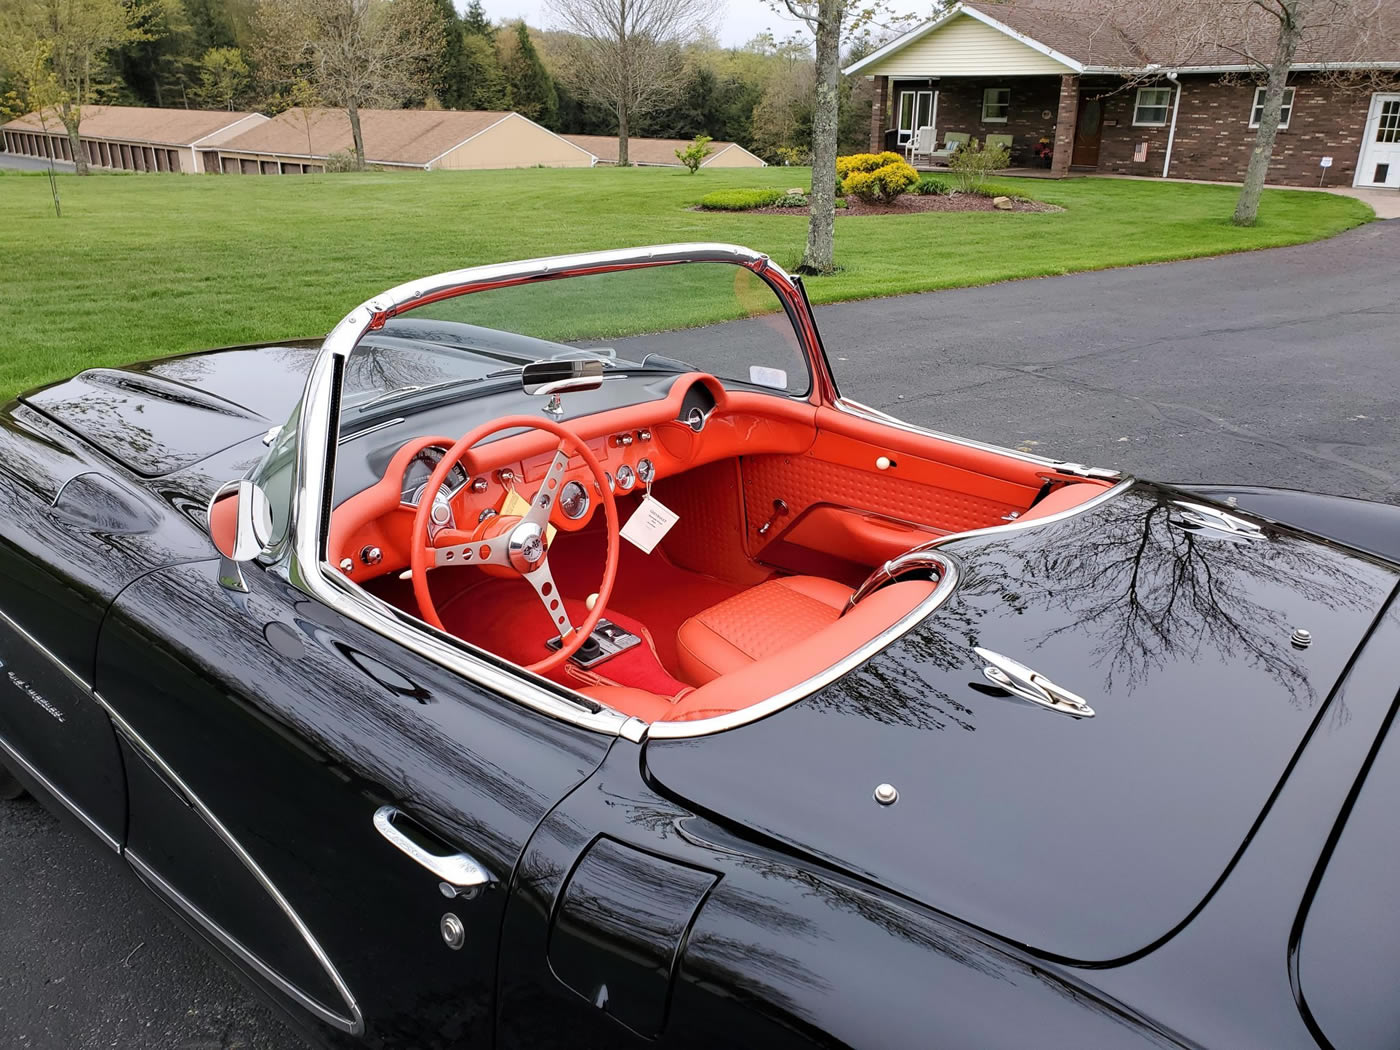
620, 495, 679, 554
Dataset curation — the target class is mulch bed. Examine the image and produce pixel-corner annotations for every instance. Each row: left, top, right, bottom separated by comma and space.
710, 193, 1062, 217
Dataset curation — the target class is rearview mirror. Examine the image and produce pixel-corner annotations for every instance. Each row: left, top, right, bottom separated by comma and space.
521, 358, 604, 397
208, 479, 273, 562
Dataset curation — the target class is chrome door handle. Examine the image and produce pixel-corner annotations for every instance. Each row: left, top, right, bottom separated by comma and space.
974, 648, 1095, 718
373, 806, 492, 892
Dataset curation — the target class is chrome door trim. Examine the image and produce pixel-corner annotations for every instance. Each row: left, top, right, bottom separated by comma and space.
93, 690, 363, 1035
0, 728, 120, 852
0, 601, 94, 695
126, 851, 359, 1033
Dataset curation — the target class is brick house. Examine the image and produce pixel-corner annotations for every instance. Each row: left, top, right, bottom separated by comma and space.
845, 0, 1400, 188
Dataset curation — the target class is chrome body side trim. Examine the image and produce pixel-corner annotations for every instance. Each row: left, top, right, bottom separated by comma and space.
93, 690, 363, 1035
126, 851, 360, 1033
0, 728, 120, 852
647, 552, 961, 739
0, 601, 93, 696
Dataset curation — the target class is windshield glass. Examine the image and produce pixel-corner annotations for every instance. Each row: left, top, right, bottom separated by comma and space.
342, 261, 810, 417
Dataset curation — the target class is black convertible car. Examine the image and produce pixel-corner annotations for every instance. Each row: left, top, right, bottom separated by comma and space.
3, 244, 1400, 1049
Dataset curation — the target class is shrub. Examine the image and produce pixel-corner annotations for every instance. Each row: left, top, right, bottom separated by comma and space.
698, 188, 784, 211
914, 174, 952, 196
675, 134, 713, 174
841, 158, 919, 203
946, 137, 1011, 193
774, 191, 808, 208
966, 179, 1033, 200
775, 145, 808, 166
324, 150, 359, 173
835, 151, 906, 179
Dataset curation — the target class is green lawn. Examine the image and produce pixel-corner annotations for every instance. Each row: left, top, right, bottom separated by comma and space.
0, 165, 1372, 398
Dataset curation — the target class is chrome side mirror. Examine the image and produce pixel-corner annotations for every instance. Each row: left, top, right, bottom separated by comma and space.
208, 479, 273, 591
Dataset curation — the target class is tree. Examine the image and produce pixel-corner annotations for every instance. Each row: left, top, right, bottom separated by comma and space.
675, 133, 713, 172
544, 0, 719, 166
501, 21, 557, 127
111, 0, 192, 107
254, 0, 444, 170
1, 37, 64, 214
461, 33, 510, 110
776, 0, 846, 274
461, 0, 493, 38
196, 46, 250, 109
0, 0, 161, 175
425, 0, 470, 108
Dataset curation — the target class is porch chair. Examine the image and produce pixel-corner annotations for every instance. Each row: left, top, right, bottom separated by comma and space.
926, 131, 970, 166
985, 133, 1014, 164
905, 125, 937, 166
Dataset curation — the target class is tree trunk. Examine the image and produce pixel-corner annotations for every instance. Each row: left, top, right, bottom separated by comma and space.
60, 110, 88, 176
347, 100, 366, 170
618, 104, 629, 167
1233, 4, 1303, 226
799, 0, 843, 275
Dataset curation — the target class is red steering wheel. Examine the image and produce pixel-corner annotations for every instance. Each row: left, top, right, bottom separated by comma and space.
410, 416, 619, 675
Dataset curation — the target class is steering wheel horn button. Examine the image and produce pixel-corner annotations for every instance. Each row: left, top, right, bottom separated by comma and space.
508, 522, 548, 572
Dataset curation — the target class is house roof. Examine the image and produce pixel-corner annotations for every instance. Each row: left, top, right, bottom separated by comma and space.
2, 106, 265, 146
216, 108, 531, 165
561, 134, 760, 166
847, 0, 1400, 76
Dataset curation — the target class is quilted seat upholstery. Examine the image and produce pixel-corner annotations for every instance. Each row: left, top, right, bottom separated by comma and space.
675, 575, 853, 685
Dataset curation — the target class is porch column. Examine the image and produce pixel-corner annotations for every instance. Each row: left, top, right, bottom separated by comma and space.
870, 76, 888, 153
1051, 73, 1079, 177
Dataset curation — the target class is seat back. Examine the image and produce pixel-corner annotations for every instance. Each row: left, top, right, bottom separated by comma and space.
985, 133, 1013, 153
943, 132, 971, 151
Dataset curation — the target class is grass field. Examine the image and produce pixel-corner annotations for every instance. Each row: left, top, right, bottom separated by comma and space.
0, 164, 1373, 398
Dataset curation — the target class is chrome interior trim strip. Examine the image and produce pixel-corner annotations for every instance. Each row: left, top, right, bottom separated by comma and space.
339, 416, 404, 444
833, 396, 1121, 475
921, 477, 1136, 548
647, 553, 961, 739
126, 851, 360, 1033
93, 691, 363, 1035
0, 728, 120, 852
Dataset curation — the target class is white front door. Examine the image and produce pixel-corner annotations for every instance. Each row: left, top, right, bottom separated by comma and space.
1355, 93, 1400, 188
896, 90, 937, 145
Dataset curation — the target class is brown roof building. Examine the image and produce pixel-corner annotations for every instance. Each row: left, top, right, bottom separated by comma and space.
210, 108, 595, 173
1, 105, 266, 173
846, 0, 1400, 188
562, 134, 766, 168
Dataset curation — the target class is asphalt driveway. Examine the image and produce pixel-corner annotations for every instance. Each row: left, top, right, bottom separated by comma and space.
2, 219, 1398, 1050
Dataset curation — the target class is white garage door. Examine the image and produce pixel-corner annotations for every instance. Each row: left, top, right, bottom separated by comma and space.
1356, 93, 1400, 189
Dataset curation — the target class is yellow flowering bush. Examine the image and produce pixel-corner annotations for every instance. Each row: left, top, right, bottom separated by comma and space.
835, 151, 907, 179
839, 156, 920, 203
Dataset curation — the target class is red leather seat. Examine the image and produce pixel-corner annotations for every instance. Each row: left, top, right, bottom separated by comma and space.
675, 576, 853, 686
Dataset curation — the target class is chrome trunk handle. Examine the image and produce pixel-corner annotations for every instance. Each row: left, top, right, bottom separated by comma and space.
373, 806, 492, 892
974, 648, 1095, 719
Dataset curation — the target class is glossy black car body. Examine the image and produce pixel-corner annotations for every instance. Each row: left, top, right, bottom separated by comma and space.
3, 245, 1399, 1050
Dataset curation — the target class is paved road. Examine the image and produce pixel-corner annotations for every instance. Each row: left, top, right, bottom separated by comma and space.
2, 220, 1397, 1050
0, 152, 75, 173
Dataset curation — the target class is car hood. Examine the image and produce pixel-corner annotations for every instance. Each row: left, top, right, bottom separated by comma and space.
22, 342, 319, 478
643, 482, 1399, 964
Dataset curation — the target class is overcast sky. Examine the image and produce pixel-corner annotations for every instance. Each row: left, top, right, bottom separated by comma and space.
473, 0, 934, 48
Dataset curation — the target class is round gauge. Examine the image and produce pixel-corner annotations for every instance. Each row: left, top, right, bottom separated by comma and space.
637, 458, 655, 485
603, 471, 615, 492
403, 446, 468, 506
559, 480, 590, 520
615, 464, 636, 491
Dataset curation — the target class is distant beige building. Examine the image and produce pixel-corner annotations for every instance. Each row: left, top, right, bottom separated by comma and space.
210, 108, 596, 173
563, 135, 767, 168
1, 106, 267, 173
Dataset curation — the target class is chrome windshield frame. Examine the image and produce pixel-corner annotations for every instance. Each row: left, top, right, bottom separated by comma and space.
282, 244, 824, 739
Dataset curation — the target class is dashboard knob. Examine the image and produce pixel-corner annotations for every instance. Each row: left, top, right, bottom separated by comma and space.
876, 456, 893, 471
361, 546, 383, 566
637, 429, 651, 441
470, 477, 488, 493
585, 592, 599, 611
339, 558, 354, 574
620, 434, 634, 446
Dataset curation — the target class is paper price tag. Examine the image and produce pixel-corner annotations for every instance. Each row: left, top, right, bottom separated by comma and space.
620, 495, 679, 554
501, 488, 555, 543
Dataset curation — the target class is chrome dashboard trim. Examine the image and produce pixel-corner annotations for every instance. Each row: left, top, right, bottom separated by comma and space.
93, 689, 364, 1035
126, 851, 361, 1033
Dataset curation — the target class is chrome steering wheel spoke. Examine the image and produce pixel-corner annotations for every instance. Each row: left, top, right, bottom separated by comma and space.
523, 557, 575, 638
430, 537, 509, 569
522, 448, 570, 531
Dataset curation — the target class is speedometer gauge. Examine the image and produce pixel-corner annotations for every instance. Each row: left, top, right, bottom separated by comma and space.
402, 446, 469, 506
559, 481, 590, 520
615, 465, 636, 491
637, 458, 655, 485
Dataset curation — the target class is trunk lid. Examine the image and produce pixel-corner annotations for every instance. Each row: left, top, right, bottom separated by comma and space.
643, 483, 1398, 963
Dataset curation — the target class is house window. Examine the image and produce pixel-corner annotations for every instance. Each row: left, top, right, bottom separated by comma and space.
1133, 86, 1173, 126
982, 87, 1010, 122
1250, 86, 1296, 129
1373, 98, 1399, 143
